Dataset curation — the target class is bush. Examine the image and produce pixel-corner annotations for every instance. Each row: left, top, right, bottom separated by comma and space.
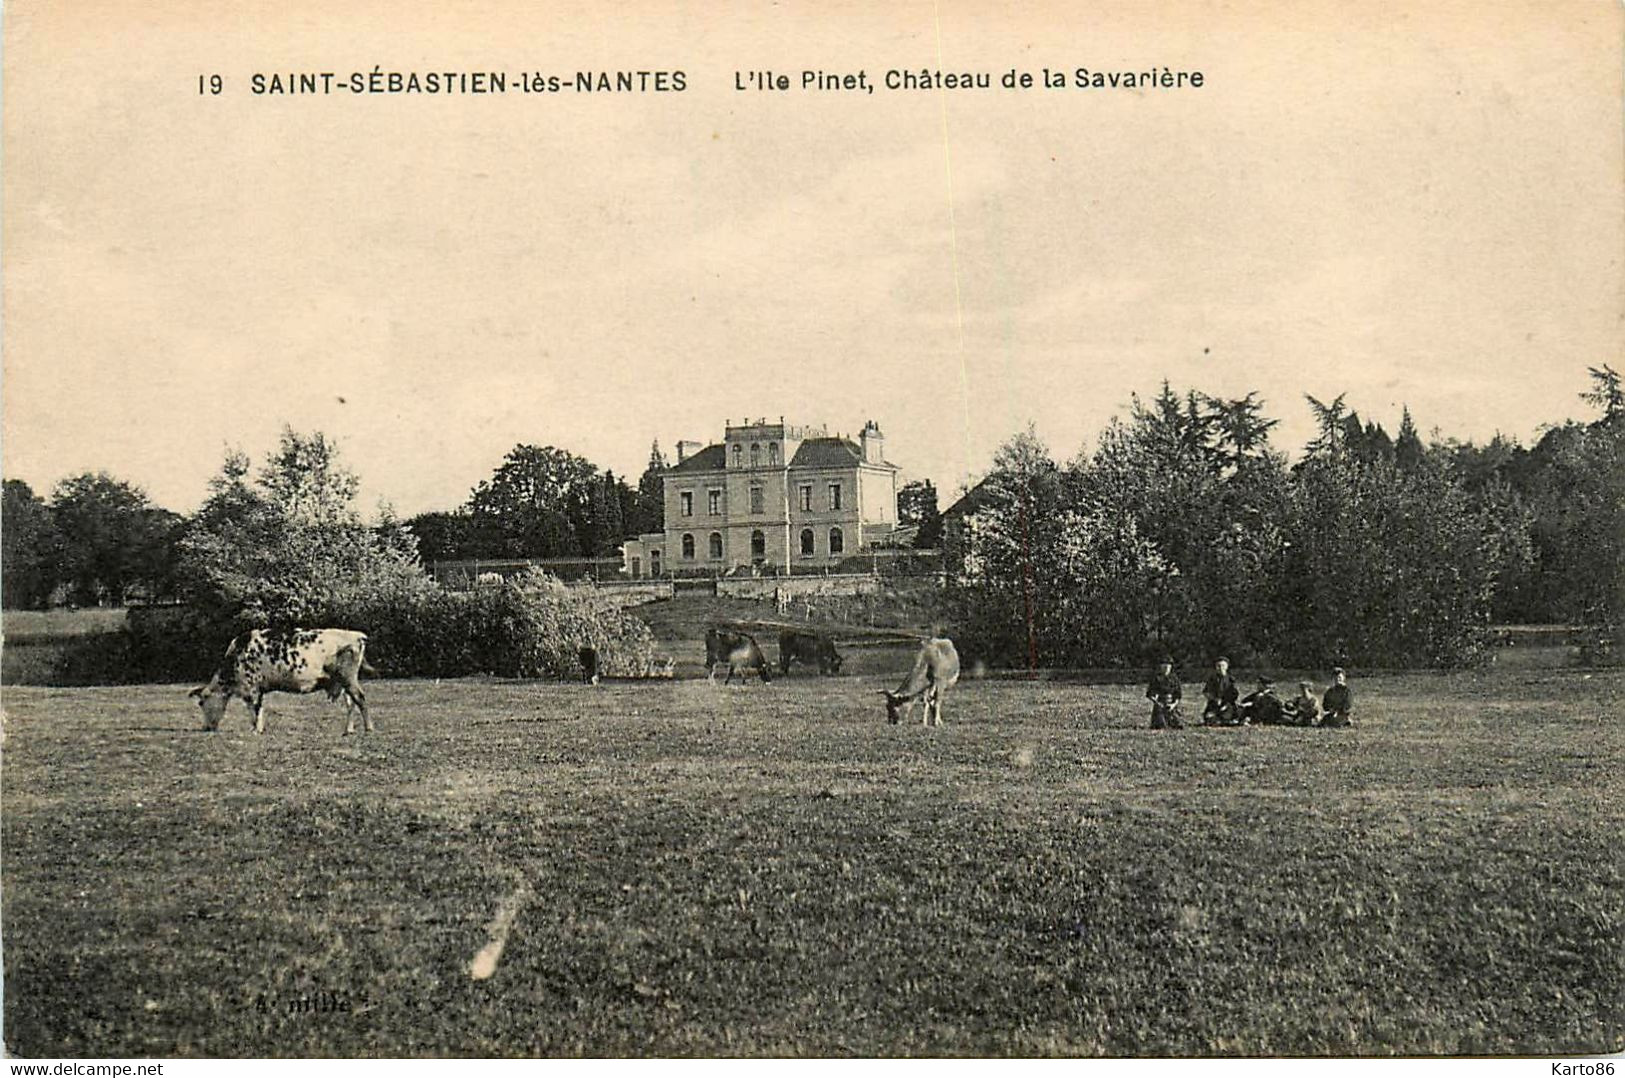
306, 571, 655, 680
9, 574, 656, 686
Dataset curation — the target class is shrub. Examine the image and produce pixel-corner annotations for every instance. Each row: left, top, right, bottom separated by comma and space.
306, 571, 655, 680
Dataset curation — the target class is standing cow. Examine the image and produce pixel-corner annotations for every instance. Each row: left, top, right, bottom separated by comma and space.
705, 627, 772, 685
881, 637, 960, 726
778, 630, 843, 676
191, 628, 375, 735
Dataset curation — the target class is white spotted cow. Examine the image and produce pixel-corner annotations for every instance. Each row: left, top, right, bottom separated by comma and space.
881, 637, 961, 726
191, 628, 375, 735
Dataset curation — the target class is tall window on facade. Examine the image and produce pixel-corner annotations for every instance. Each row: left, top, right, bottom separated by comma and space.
750, 486, 764, 514
799, 485, 812, 512
828, 483, 843, 510
681, 533, 695, 559
708, 532, 723, 558
751, 530, 766, 559
708, 489, 721, 515
768, 442, 780, 465
800, 529, 814, 556
750, 443, 761, 467
680, 491, 693, 517
829, 527, 844, 554
732, 444, 742, 467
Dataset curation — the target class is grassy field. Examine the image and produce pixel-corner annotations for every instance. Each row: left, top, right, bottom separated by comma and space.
2, 666, 1621, 1057
0, 607, 131, 642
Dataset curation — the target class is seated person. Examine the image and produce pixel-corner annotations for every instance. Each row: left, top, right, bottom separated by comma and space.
1240, 676, 1286, 725
1321, 667, 1353, 727
1283, 681, 1320, 726
1146, 656, 1183, 730
1202, 657, 1239, 725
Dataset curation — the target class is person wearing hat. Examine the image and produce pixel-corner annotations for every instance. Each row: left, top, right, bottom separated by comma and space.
1146, 655, 1183, 730
1240, 675, 1286, 725
1284, 680, 1320, 726
1202, 656, 1239, 725
1321, 668, 1353, 727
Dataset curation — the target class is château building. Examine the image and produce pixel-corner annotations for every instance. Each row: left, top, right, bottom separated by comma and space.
621, 418, 900, 577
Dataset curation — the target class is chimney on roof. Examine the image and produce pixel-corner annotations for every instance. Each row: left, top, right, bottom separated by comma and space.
676, 440, 703, 463
860, 420, 884, 464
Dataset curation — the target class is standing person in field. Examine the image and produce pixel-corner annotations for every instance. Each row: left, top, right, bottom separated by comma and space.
1321, 667, 1353, 727
1146, 656, 1183, 730
1284, 680, 1320, 726
1202, 656, 1239, 725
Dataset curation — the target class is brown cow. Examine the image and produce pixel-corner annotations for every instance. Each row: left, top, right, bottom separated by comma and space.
706, 627, 772, 685
881, 637, 960, 726
778, 630, 843, 676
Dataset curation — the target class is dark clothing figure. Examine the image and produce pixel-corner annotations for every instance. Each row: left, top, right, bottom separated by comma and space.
1202, 671, 1239, 725
1241, 686, 1286, 726
1146, 669, 1183, 729
1322, 682, 1352, 727
578, 646, 600, 685
1285, 689, 1320, 727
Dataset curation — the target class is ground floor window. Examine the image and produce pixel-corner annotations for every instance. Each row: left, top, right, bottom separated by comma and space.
800, 528, 815, 556
681, 533, 695, 559
829, 527, 844, 554
709, 532, 723, 558
751, 530, 766, 558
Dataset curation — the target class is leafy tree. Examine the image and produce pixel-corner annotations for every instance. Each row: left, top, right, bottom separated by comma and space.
467, 444, 607, 558
1305, 393, 1351, 459
947, 426, 1064, 668
177, 429, 428, 629
897, 479, 943, 548
48, 473, 180, 605
404, 509, 476, 563
1205, 392, 1279, 470
1581, 364, 1624, 427
954, 385, 1532, 669
1395, 407, 1425, 471
632, 440, 669, 536
2, 479, 61, 609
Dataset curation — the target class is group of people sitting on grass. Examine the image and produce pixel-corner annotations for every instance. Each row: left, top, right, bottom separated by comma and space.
1144, 656, 1353, 730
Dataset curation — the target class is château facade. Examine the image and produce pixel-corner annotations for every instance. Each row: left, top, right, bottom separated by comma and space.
622, 418, 900, 577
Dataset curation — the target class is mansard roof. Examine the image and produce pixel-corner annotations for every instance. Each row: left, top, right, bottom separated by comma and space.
665, 437, 897, 474
667, 444, 727, 473
791, 437, 898, 470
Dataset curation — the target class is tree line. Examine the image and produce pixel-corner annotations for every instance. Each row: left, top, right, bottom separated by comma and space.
403, 441, 670, 563
1, 435, 679, 608
945, 368, 1623, 669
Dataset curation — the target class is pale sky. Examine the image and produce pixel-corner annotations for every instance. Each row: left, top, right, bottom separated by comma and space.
4, 1, 1621, 517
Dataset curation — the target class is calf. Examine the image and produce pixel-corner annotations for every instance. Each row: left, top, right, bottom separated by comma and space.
778, 630, 843, 676
705, 627, 772, 685
191, 628, 374, 735
881, 637, 960, 726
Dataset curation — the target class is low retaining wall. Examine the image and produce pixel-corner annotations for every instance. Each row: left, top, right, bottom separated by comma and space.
588, 581, 674, 605
717, 573, 880, 602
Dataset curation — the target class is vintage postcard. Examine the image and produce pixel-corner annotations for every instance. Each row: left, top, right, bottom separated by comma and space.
3, 0, 1621, 1063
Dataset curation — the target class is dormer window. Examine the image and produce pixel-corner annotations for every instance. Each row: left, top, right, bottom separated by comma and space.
732, 444, 743, 467
750, 443, 761, 467
768, 442, 780, 465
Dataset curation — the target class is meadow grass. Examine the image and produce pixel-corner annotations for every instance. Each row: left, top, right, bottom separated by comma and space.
1, 667, 1620, 1056
1, 607, 130, 642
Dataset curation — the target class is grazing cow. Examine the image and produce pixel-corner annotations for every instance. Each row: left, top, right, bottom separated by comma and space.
191, 628, 374, 735
579, 646, 601, 685
705, 627, 772, 685
778, 630, 843, 676
881, 637, 960, 726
